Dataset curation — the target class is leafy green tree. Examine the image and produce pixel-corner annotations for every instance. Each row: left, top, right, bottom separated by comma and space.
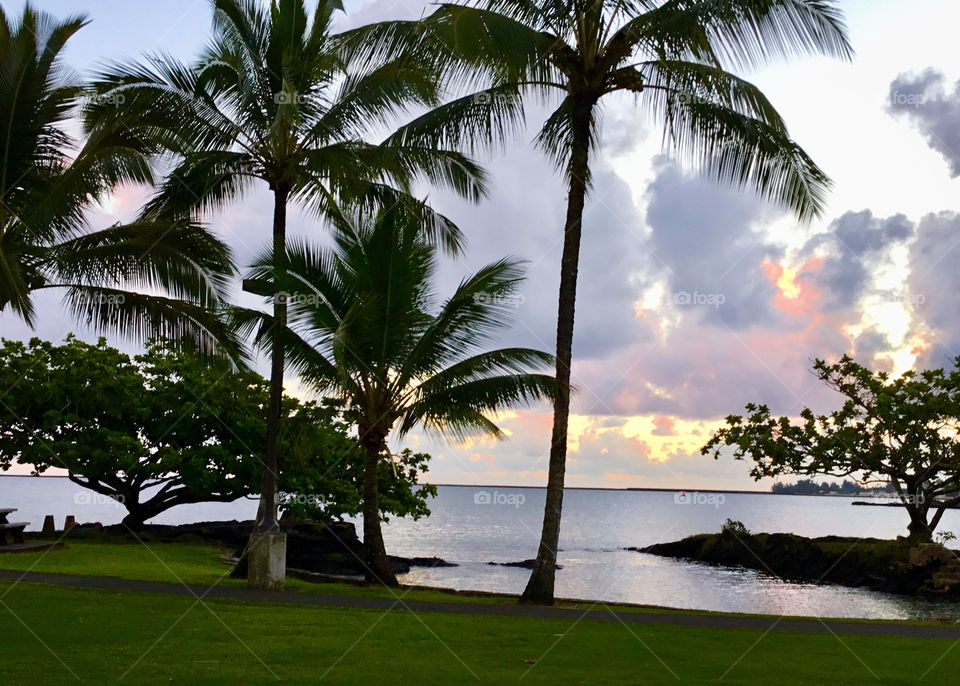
0, 5, 237, 352
280, 399, 436, 522
84, 1, 487, 558
346, 0, 853, 603
703, 356, 960, 541
0, 337, 397, 528
237, 205, 556, 585
284, 443, 436, 523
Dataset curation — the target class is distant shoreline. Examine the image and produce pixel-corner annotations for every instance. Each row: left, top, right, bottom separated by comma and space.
0, 474, 863, 497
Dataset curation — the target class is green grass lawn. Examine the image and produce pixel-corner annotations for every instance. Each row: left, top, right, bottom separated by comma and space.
1, 581, 958, 684
0, 538, 514, 604
3, 540, 960, 683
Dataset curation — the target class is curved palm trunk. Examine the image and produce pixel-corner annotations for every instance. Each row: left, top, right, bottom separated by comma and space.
522, 97, 594, 605
362, 430, 398, 586
258, 187, 289, 532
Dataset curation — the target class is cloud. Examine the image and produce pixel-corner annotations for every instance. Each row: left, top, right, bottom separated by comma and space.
651, 415, 675, 436
889, 69, 960, 177
799, 210, 914, 311
643, 156, 783, 330
906, 211, 960, 368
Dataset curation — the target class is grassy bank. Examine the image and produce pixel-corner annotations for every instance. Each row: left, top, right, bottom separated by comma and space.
2, 581, 959, 684
1, 538, 510, 605
2, 539, 960, 683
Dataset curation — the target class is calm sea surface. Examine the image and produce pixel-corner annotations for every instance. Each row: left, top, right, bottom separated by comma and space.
4, 476, 960, 620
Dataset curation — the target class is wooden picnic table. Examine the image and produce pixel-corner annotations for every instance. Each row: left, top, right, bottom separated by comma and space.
0, 508, 15, 524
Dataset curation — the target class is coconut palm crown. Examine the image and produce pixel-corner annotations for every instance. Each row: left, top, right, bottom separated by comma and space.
342, 0, 854, 603
0, 4, 236, 352
83, 0, 490, 547
236, 204, 557, 585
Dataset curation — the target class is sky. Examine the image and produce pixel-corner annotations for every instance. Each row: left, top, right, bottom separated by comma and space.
5, 0, 960, 490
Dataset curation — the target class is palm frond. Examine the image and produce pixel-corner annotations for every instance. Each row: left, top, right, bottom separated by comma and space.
662, 97, 830, 223
58, 285, 243, 358
141, 151, 257, 219
310, 57, 440, 143
385, 84, 527, 155
51, 220, 235, 304
534, 95, 600, 181
399, 373, 557, 440
392, 257, 529, 388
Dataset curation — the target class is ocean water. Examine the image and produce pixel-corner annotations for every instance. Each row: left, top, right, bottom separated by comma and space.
4, 476, 960, 620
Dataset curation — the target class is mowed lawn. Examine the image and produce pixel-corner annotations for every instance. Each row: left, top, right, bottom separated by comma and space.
0, 581, 958, 685
1, 540, 960, 683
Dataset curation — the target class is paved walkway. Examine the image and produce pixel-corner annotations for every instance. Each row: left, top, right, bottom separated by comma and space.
3, 568, 960, 640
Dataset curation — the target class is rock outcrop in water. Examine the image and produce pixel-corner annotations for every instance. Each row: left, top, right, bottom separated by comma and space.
487, 559, 562, 570
631, 530, 960, 596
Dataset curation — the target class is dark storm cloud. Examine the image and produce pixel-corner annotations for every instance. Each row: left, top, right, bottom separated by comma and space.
643, 157, 782, 330
800, 210, 914, 311
889, 69, 960, 177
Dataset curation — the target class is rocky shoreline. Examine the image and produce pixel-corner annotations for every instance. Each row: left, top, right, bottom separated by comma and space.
632, 531, 960, 596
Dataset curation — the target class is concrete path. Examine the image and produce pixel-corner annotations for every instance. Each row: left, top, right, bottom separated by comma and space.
2, 568, 960, 640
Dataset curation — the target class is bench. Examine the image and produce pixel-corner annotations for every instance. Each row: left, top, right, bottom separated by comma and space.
0, 508, 15, 524
0, 522, 28, 545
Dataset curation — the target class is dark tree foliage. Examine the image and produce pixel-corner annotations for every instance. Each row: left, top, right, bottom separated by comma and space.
0, 337, 434, 527
705, 356, 960, 540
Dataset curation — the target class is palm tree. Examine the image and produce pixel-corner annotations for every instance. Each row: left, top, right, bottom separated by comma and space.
84, 0, 488, 586
345, 0, 853, 603
0, 5, 235, 350
236, 204, 556, 585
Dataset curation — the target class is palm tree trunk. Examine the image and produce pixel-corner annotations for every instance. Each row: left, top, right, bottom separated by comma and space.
258, 186, 289, 532
521, 96, 594, 605
362, 431, 398, 586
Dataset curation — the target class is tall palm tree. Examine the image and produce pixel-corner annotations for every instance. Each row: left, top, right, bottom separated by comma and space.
236, 204, 556, 585
346, 0, 853, 603
84, 0, 488, 585
1, 5, 235, 350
